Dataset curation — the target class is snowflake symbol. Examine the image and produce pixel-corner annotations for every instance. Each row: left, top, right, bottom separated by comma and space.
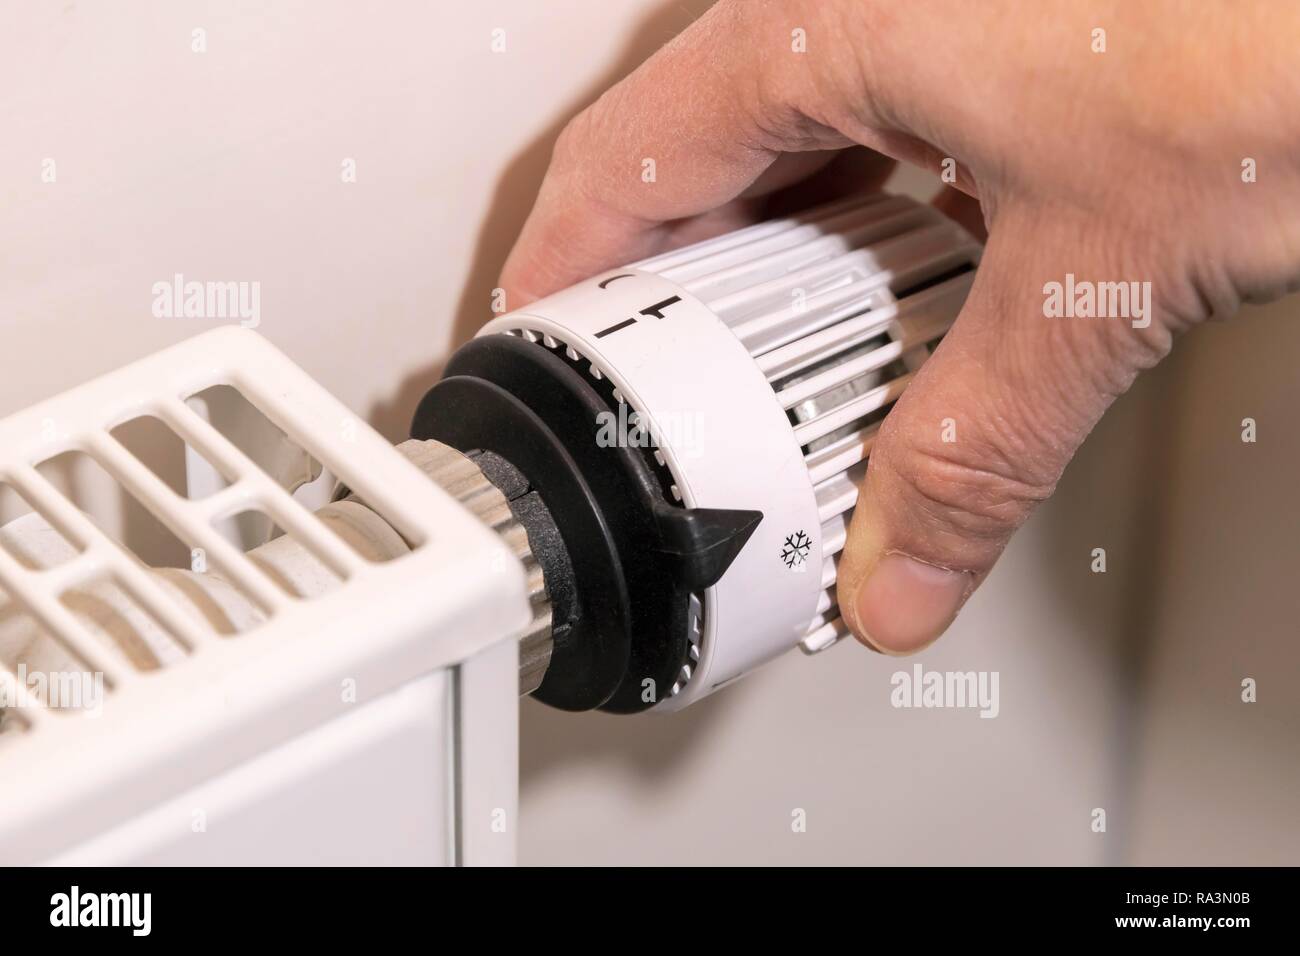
781, 530, 811, 569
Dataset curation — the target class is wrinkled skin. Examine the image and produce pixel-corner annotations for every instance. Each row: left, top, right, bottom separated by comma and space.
499, 0, 1300, 654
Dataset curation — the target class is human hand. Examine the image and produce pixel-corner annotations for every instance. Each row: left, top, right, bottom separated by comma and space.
500, 0, 1300, 654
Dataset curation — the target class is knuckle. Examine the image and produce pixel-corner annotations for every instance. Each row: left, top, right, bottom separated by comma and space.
550, 109, 594, 174
545, 107, 632, 221
875, 420, 1057, 546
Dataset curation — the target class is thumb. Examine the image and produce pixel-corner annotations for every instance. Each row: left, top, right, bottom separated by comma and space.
836, 219, 1166, 654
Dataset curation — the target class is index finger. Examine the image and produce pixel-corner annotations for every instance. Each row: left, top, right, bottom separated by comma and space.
498, 1, 856, 307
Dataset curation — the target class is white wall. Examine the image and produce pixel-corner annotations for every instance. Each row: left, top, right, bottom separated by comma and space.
3, 0, 1295, 865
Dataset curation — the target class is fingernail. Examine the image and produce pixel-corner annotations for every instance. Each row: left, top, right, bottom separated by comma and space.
851, 555, 970, 655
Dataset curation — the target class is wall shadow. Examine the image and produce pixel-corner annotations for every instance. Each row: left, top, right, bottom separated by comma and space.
366, 0, 717, 444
